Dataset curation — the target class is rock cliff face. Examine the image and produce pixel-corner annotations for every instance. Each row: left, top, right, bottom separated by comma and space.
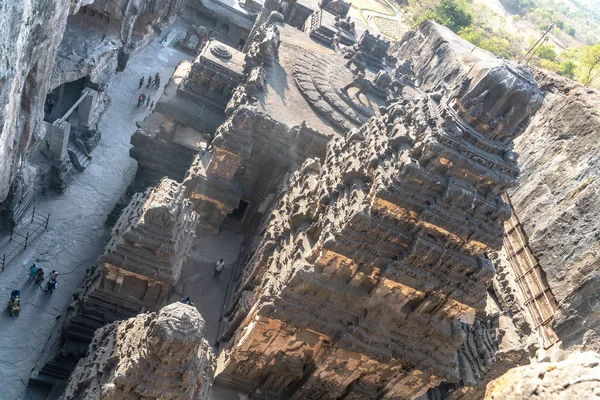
60, 302, 215, 400
0, 0, 184, 229
214, 59, 542, 398
0, 0, 71, 202
508, 70, 600, 353
484, 351, 600, 399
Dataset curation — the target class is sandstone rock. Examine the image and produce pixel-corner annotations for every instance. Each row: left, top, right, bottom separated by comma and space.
60, 302, 215, 400
484, 352, 600, 399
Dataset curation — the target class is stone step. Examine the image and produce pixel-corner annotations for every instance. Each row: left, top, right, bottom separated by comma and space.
67, 141, 92, 171
39, 360, 75, 380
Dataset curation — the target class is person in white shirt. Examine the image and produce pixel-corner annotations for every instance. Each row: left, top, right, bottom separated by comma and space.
214, 259, 225, 277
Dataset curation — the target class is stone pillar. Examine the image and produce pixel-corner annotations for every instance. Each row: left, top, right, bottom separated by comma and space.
46, 120, 71, 160
77, 88, 99, 128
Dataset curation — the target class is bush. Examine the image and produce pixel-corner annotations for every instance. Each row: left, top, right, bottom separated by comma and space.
537, 43, 557, 61
539, 59, 559, 72
557, 60, 576, 78
430, 0, 473, 32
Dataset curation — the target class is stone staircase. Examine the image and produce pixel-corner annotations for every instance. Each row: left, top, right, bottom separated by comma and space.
67, 140, 92, 171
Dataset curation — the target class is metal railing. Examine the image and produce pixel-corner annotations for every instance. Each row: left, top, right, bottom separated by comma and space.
1, 207, 50, 273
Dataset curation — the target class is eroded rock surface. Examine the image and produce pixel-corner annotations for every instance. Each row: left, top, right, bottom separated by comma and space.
509, 69, 600, 353
0, 0, 71, 202
484, 352, 600, 399
60, 302, 215, 400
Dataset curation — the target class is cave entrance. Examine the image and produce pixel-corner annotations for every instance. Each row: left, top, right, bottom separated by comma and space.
228, 199, 250, 222
44, 76, 88, 123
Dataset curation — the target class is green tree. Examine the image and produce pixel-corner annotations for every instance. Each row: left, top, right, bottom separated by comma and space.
499, 0, 534, 14
577, 44, 600, 86
539, 59, 559, 73
568, 27, 576, 37
557, 60, 576, 78
536, 43, 557, 61
431, 0, 473, 32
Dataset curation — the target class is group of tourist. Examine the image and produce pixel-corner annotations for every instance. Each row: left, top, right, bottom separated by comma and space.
28, 264, 59, 293
137, 72, 161, 109
8, 264, 59, 317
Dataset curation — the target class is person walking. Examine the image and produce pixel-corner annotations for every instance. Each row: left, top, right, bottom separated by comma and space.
154, 77, 161, 89
146, 75, 152, 88
146, 95, 151, 107
139, 76, 144, 89
150, 101, 155, 110
28, 264, 39, 280
137, 93, 144, 107
214, 259, 225, 277
49, 270, 58, 281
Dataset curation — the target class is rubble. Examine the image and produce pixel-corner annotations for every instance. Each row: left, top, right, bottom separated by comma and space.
60, 302, 215, 400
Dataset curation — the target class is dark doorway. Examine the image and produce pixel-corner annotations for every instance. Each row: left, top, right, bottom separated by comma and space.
44, 76, 88, 123
229, 200, 249, 221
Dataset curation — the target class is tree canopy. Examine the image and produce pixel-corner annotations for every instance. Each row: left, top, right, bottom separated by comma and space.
577, 44, 600, 86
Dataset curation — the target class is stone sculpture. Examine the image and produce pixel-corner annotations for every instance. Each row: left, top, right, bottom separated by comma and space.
344, 49, 367, 74
243, 11, 283, 72
180, 25, 210, 55
59, 303, 215, 400
342, 71, 371, 97
371, 69, 392, 98
214, 61, 542, 398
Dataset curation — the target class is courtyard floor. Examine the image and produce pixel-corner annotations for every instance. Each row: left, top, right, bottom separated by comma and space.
0, 37, 198, 399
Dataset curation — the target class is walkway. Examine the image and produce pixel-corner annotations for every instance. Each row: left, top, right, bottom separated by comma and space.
0, 39, 191, 400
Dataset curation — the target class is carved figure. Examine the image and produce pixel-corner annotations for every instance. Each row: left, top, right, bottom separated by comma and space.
182, 25, 209, 54
344, 50, 366, 74
342, 71, 370, 97
244, 12, 283, 72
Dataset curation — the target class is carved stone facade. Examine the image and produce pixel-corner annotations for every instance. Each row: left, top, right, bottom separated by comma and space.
60, 303, 215, 400
214, 61, 542, 398
183, 106, 329, 234
128, 40, 245, 194
0, 0, 184, 230
98, 178, 198, 315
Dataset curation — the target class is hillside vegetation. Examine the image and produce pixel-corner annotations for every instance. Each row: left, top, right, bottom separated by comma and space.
398, 0, 600, 87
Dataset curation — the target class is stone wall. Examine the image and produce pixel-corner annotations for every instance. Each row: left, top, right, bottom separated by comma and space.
60, 302, 215, 400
